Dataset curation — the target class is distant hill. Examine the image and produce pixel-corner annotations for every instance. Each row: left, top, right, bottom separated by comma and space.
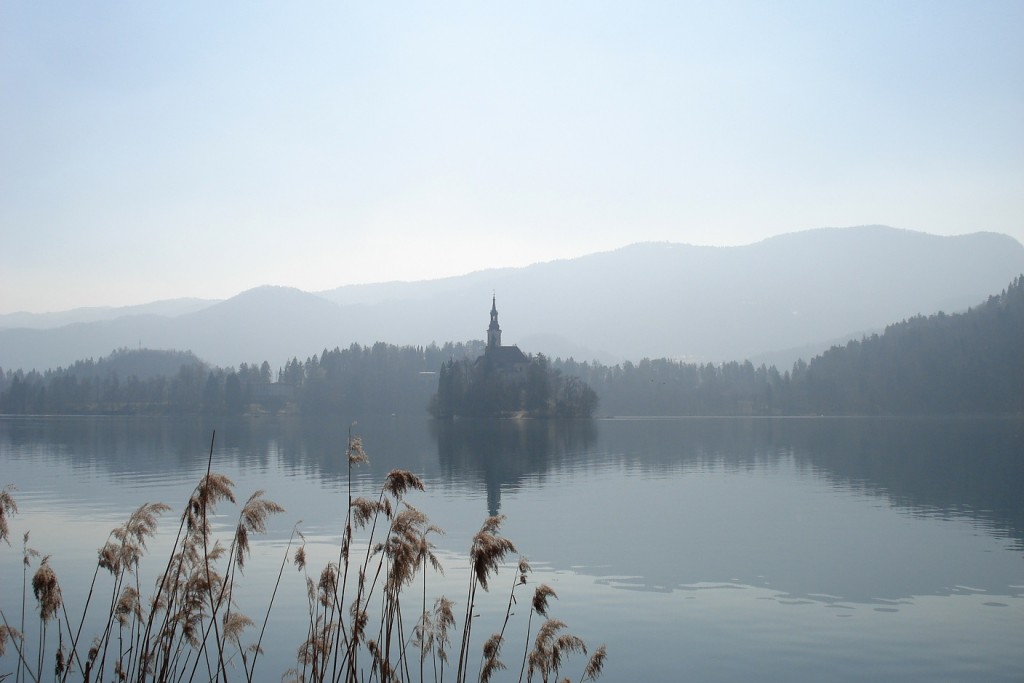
1, 226, 1022, 372
0, 297, 219, 330
0, 287, 345, 372
319, 226, 1024, 363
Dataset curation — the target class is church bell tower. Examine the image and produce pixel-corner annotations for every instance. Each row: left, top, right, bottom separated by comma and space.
487, 295, 502, 349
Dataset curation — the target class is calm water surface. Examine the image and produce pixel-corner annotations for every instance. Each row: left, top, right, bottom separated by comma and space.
1, 415, 1022, 682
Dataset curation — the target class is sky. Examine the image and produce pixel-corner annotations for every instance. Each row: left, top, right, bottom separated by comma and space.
1, 1, 1022, 314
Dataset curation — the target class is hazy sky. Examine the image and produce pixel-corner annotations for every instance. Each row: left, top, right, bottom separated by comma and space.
2, 1, 1022, 314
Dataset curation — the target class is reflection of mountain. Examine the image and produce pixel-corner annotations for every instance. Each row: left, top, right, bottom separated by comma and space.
431, 418, 598, 515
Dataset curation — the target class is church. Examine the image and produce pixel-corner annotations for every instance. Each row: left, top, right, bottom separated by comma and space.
431, 296, 597, 419
479, 295, 529, 374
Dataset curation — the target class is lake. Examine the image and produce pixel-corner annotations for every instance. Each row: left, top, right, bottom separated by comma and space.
1, 415, 1022, 682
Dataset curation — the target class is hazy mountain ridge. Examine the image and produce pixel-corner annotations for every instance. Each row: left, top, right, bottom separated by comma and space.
320, 226, 1024, 363
1, 226, 1022, 372
0, 297, 220, 330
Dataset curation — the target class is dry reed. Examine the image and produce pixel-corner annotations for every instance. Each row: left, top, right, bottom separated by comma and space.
0, 485, 17, 546
0, 431, 606, 683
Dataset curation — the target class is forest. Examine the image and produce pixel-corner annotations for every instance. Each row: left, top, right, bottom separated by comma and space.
1, 276, 1021, 417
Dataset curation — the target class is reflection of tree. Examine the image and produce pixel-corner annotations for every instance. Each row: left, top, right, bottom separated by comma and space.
785, 417, 1024, 549
5, 415, 1020, 550
0, 415, 433, 484
595, 416, 1024, 550
431, 419, 598, 515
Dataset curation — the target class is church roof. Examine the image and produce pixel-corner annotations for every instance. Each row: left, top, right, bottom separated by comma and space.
487, 344, 529, 366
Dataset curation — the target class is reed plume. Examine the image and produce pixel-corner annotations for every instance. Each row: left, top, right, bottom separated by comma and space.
0, 484, 16, 546
580, 644, 607, 682
32, 556, 61, 623
456, 515, 516, 683
0, 623, 19, 657
383, 469, 425, 500
318, 564, 339, 608
433, 595, 456, 681
114, 586, 141, 627
1, 431, 608, 683
526, 619, 586, 683
350, 497, 382, 528
30, 556, 62, 679
532, 584, 556, 617
516, 582, 555, 682
470, 516, 516, 592
110, 502, 171, 571
348, 434, 369, 465
222, 611, 255, 647
55, 637, 66, 678
518, 557, 531, 585
186, 472, 236, 537
233, 489, 285, 570
480, 632, 506, 683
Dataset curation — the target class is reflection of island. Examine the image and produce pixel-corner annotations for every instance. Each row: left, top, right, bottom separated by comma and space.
9, 415, 1021, 547
431, 418, 598, 515
6, 414, 1021, 553
5, 413, 1023, 604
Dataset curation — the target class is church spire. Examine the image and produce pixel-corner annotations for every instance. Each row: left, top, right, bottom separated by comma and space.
487, 294, 502, 349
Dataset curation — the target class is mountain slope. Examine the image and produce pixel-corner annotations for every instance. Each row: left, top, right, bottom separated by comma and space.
324, 226, 1024, 362
2, 226, 1022, 371
0, 287, 349, 371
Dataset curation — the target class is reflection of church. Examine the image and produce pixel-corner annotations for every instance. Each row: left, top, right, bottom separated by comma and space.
479, 296, 528, 373
432, 416, 598, 516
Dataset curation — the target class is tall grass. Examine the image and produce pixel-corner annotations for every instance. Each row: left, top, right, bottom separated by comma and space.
0, 432, 606, 683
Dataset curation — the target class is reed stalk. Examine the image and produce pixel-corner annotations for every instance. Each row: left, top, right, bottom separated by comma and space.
0, 431, 606, 683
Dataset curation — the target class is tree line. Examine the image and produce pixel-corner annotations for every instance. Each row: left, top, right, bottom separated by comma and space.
557, 274, 1023, 416
0, 342, 482, 416
1, 276, 1021, 417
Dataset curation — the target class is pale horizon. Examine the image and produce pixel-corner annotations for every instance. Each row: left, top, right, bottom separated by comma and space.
3, 2, 1022, 315
2, 224, 1020, 316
